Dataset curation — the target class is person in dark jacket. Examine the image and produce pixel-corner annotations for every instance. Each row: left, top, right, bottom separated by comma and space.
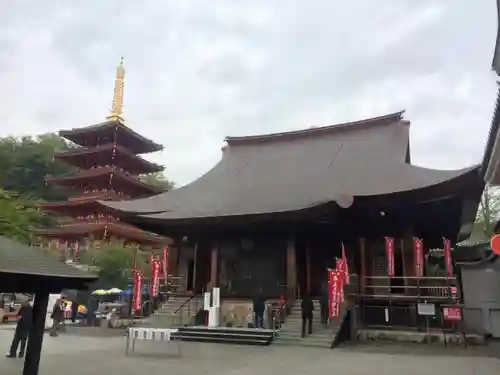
71, 300, 79, 323
6, 300, 32, 358
301, 294, 314, 337
50, 299, 63, 337
319, 290, 329, 325
253, 292, 265, 329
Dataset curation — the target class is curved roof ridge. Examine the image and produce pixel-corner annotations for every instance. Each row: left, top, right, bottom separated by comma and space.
225, 110, 406, 145
59, 120, 163, 152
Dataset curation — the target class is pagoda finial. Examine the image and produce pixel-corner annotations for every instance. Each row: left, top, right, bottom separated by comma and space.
106, 57, 125, 123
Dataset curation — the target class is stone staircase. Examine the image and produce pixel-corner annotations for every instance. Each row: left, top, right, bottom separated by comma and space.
274, 299, 341, 348
142, 295, 203, 328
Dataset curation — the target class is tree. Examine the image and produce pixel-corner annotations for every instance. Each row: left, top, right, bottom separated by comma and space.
0, 134, 175, 200
78, 240, 153, 289
141, 172, 175, 191
473, 186, 500, 241
0, 189, 50, 243
0, 134, 74, 201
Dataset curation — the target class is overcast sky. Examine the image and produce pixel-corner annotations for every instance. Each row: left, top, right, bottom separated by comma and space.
0, 0, 498, 186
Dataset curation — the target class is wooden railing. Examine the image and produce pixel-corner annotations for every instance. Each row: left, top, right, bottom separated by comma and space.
348, 275, 459, 301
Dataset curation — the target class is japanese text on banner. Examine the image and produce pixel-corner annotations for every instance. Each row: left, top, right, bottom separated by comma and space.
385, 237, 395, 277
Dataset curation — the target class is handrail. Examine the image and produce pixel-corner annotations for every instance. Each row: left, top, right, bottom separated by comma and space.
173, 295, 195, 315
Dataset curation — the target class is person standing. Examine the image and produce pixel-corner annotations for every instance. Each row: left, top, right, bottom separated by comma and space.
301, 294, 314, 338
253, 292, 265, 329
319, 289, 329, 325
6, 300, 32, 358
50, 298, 63, 337
71, 300, 79, 323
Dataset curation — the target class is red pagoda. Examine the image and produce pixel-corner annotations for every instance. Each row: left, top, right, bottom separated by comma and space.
33, 58, 168, 249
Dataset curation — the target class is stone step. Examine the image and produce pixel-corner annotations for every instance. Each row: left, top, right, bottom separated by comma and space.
273, 339, 331, 348
278, 332, 334, 340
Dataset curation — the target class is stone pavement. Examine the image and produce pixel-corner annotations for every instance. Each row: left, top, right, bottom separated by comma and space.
0, 330, 499, 375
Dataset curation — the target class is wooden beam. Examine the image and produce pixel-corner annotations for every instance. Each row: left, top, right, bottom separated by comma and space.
359, 238, 366, 293
306, 245, 311, 294
192, 243, 198, 293
210, 244, 218, 288
286, 237, 297, 298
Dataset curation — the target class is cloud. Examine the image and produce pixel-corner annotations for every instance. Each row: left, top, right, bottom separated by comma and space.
0, 0, 497, 185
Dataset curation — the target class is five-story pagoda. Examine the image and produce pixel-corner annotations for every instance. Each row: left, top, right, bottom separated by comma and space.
33, 58, 167, 249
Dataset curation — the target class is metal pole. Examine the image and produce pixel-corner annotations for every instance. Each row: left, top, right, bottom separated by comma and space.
272, 315, 276, 339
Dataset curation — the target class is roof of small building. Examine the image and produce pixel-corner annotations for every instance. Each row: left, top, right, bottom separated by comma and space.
0, 236, 97, 279
102, 111, 481, 221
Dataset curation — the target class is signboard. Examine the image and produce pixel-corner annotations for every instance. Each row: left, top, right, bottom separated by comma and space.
417, 303, 435, 316
385, 237, 395, 277
212, 287, 220, 308
450, 286, 458, 299
203, 292, 211, 311
443, 307, 462, 322
491, 234, 500, 255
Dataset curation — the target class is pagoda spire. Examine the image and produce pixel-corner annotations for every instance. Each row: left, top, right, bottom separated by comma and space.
106, 57, 125, 123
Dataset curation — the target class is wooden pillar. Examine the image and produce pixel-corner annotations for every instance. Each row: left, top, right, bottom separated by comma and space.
168, 243, 180, 276
306, 245, 311, 294
210, 244, 218, 288
23, 290, 49, 375
286, 237, 297, 298
359, 238, 366, 293
400, 238, 407, 292
192, 243, 198, 293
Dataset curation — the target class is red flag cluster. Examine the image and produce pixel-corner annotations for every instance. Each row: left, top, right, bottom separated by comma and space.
131, 247, 169, 313
383, 237, 454, 278
328, 244, 349, 319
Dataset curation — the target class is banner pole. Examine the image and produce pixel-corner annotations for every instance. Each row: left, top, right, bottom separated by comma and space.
129, 247, 138, 327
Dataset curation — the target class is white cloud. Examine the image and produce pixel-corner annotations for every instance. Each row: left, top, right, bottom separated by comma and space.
0, 0, 497, 185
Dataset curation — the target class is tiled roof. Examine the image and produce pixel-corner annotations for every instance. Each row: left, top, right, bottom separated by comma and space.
0, 236, 97, 279
103, 112, 481, 220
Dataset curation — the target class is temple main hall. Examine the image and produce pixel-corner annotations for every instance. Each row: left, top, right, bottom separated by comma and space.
103, 111, 484, 329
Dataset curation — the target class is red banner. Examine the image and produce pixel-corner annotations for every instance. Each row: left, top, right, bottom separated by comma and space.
133, 271, 143, 312
162, 247, 169, 282
443, 307, 461, 322
413, 237, 424, 277
328, 269, 341, 319
151, 260, 161, 297
341, 243, 350, 284
443, 237, 454, 277
385, 237, 395, 277
336, 259, 345, 303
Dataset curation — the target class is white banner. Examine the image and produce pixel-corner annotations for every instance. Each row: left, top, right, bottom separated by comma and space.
203, 292, 211, 311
